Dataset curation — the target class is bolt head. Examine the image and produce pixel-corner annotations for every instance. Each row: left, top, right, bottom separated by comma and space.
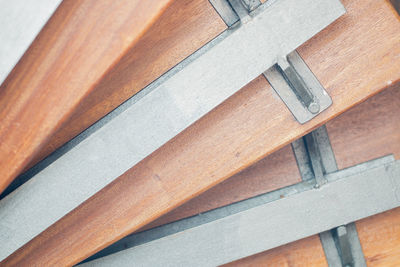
308, 102, 320, 114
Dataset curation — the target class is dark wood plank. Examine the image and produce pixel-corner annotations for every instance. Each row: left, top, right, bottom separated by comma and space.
0, 0, 173, 193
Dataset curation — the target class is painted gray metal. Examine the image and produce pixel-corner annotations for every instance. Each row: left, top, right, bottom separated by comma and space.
264, 51, 333, 124
320, 231, 343, 267
321, 225, 366, 267
208, 0, 239, 27
292, 126, 365, 266
0, 0, 62, 85
344, 223, 367, 267
228, 0, 251, 21
0, 0, 345, 260
241, 0, 262, 11
303, 126, 366, 266
81, 157, 400, 266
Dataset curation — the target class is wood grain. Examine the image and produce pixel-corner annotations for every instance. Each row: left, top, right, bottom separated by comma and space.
143, 145, 301, 231
0, 0, 173, 193
27, 0, 226, 170
223, 235, 328, 267
327, 83, 400, 169
2, 0, 400, 265
356, 207, 400, 266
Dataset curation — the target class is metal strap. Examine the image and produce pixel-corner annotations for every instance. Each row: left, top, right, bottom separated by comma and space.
264, 51, 333, 124
292, 126, 367, 267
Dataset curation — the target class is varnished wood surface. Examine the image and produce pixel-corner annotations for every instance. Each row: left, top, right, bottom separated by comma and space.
0, 0, 173, 193
356, 207, 400, 266
327, 83, 400, 169
2, 0, 400, 265
143, 145, 300, 231
223, 235, 328, 267
27, 0, 226, 170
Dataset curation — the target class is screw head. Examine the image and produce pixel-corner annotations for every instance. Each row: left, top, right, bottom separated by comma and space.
308, 102, 320, 114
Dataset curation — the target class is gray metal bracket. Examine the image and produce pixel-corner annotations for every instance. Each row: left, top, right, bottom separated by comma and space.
210, 0, 333, 124
336, 225, 354, 267
209, 0, 261, 26
210, 0, 334, 125
208, 0, 239, 27
292, 126, 367, 267
228, 0, 251, 22
264, 51, 332, 124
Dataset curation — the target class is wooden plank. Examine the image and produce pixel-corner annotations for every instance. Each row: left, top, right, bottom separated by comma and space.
26, 0, 226, 170
143, 145, 301, 231
327, 83, 400, 169
356, 207, 400, 266
2, 0, 400, 265
0, 0, 174, 193
223, 235, 328, 267
357, 208, 400, 266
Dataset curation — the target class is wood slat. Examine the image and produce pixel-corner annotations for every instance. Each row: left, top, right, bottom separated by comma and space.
143, 145, 300, 231
327, 83, 400, 169
2, 0, 400, 265
356, 207, 400, 266
223, 235, 328, 267
0, 0, 173, 193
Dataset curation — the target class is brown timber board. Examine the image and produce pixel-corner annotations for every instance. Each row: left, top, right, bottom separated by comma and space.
223, 235, 328, 267
327, 83, 400, 169
144, 145, 301, 231
2, 0, 400, 265
356, 207, 400, 266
